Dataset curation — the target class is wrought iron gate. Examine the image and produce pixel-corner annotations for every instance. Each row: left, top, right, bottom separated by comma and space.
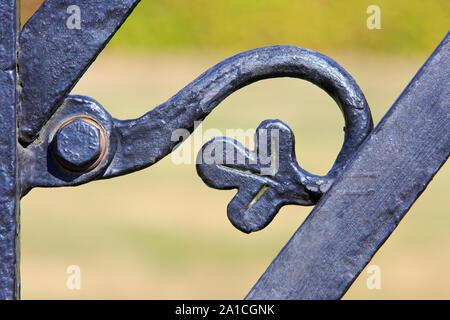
0, 1, 448, 300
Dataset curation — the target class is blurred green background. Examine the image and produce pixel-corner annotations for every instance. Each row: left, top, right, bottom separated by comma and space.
20, 0, 449, 299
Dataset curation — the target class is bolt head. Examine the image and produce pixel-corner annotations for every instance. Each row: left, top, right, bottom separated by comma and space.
53, 117, 105, 172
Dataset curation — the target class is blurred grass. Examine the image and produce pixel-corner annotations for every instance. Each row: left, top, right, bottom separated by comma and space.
20, 48, 449, 299
21, 0, 449, 53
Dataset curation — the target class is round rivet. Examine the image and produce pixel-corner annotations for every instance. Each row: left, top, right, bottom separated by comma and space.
53, 116, 107, 172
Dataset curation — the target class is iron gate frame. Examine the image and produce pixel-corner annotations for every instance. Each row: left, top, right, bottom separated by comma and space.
0, 1, 448, 300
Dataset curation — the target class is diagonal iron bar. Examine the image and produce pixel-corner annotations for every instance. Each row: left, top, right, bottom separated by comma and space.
246, 32, 449, 300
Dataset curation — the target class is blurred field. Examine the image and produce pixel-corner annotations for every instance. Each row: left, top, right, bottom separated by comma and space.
19, 48, 449, 299
21, 0, 449, 52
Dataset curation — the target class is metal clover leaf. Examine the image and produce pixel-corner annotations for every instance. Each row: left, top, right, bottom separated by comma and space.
196, 119, 323, 233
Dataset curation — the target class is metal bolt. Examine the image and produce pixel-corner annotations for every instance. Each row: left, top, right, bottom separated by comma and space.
53, 116, 106, 172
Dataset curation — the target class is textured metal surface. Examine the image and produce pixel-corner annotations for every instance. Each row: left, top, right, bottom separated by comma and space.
18, 0, 141, 144
105, 46, 373, 180
198, 120, 319, 233
245, 33, 450, 300
2, 0, 447, 300
0, 0, 19, 300
20, 46, 373, 201
196, 112, 370, 233
52, 116, 106, 172
19, 95, 116, 196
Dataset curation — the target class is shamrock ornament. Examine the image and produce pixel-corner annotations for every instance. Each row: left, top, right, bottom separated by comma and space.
197, 119, 332, 233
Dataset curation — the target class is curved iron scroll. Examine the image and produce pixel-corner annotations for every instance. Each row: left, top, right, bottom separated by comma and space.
20, 45, 373, 233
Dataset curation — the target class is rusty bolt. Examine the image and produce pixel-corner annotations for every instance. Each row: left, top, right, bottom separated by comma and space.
53, 116, 107, 172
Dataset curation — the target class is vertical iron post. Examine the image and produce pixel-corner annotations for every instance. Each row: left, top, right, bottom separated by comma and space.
0, 0, 20, 300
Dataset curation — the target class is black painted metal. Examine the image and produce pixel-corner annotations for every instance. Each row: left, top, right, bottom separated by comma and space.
0, 0, 19, 300
19, 0, 141, 145
52, 116, 107, 173
196, 116, 369, 233
20, 95, 116, 195
0, 0, 448, 299
19, 46, 373, 197
246, 33, 449, 299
